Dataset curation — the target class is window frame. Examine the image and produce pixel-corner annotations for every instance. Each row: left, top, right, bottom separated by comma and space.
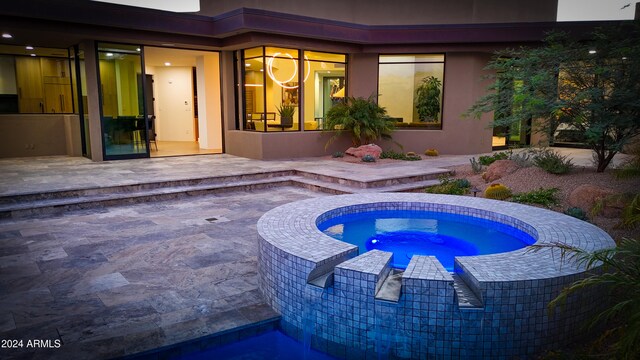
377, 53, 446, 130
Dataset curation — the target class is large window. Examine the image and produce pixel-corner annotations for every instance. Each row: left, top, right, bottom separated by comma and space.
0, 46, 74, 114
240, 47, 346, 132
378, 54, 445, 129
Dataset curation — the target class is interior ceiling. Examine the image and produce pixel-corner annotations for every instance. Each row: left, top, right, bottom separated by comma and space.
143, 46, 214, 67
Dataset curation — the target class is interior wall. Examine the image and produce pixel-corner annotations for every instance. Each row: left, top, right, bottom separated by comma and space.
196, 53, 223, 150
0, 55, 17, 94
153, 66, 195, 142
378, 61, 415, 122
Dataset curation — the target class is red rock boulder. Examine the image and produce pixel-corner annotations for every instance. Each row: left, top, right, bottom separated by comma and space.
345, 144, 383, 159
482, 160, 519, 182
568, 184, 624, 218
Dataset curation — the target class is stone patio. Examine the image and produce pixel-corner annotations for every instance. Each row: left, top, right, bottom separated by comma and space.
0, 148, 629, 359
0, 186, 321, 359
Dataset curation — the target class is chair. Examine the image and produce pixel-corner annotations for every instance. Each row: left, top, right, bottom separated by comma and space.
147, 115, 158, 151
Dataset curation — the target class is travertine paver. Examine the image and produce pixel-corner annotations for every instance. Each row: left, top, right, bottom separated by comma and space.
0, 148, 630, 197
0, 186, 321, 359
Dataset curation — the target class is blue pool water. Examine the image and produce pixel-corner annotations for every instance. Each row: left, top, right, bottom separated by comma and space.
318, 210, 536, 271
181, 330, 336, 359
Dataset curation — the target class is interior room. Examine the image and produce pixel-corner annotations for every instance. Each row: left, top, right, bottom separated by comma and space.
143, 47, 222, 157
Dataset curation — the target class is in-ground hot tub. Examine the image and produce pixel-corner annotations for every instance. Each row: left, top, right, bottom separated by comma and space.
257, 193, 615, 359
318, 209, 536, 271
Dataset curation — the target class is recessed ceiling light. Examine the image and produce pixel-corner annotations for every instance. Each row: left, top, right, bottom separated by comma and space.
136, 47, 141, 51
164, 62, 171, 66
589, 50, 597, 54
2, 33, 12, 39
25, 45, 34, 50
106, 52, 114, 57
30, 54, 36, 57
245, 63, 250, 67
260, 69, 263, 72
622, 56, 628, 60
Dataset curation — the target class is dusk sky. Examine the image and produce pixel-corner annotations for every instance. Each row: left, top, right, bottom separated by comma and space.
557, 0, 636, 21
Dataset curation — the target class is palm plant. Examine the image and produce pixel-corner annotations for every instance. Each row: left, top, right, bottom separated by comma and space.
323, 95, 395, 149
530, 238, 640, 359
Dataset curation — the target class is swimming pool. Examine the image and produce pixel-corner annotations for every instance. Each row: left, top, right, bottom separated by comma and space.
181, 330, 336, 360
318, 209, 535, 271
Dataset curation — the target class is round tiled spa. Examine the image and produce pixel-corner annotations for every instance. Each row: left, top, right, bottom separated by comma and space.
257, 193, 615, 359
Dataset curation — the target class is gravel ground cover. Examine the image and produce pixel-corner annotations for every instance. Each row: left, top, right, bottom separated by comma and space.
449, 163, 640, 241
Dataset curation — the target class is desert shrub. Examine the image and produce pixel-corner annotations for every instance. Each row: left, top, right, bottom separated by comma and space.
425, 176, 470, 195
454, 178, 471, 189
469, 157, 483, 174
380, 150, 404, 160
478, 151, 510, 166
380, 150, 421, 161
424, 149, 439, 157
361, 154, 376, 162
484, 183, 512, 200
615, 164, 640, 179
529, 238, 640, 359
509, 151, 534, 167
332, 151, 344, 158
511, 187, 560, 208
618, 194, 640, 229
614, 145, 640, 179
530, 148, 574, 174
564, 207, 588, 221
592, 193, 640, 229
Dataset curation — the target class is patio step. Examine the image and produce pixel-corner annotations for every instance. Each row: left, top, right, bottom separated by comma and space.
0, 170, 295, 205
296, 168, 451, 189
451, 274, 483, 309
0, 170, 448, 218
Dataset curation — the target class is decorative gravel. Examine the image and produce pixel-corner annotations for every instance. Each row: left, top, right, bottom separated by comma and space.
449, 164, 640, 241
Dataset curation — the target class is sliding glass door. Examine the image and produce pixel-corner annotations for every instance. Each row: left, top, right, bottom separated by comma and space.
97, 43, 148, 159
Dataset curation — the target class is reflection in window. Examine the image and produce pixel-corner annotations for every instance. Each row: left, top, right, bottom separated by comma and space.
0, 46, 74, 114
378, 54, 444, 129
240, 47, 347, 132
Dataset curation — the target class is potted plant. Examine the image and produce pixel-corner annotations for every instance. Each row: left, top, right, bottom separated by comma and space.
415, 76, 442, 122
276, 103, 296, 128
323, 95, 396, 148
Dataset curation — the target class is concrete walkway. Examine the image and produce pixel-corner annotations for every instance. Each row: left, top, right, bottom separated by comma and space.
0, 147, 631, 359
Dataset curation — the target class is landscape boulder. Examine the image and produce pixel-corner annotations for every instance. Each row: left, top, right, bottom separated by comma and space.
568, 184, 624, 218
482, 160, 519, 182
345, 144, 383, 159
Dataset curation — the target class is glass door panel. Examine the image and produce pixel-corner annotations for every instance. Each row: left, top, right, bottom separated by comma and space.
97, 43, 147, 158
